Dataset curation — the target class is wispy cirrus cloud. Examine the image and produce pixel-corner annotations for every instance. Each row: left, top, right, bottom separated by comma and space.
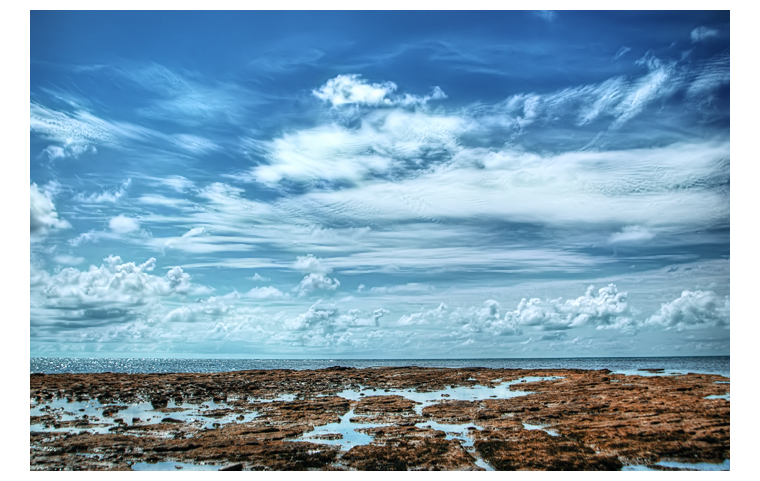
370, 283, 436, 294
612, 46, 632, 62
30, 102, 154, 152
73, 179, 132, 204
29, 11, 730, 357
119, 63, 266, 126
691, 26, 719, 43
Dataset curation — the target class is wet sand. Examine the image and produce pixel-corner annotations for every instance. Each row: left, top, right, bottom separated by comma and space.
30, 367, 729, 471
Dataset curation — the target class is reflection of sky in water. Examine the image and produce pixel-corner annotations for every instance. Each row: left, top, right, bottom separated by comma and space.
704, 393, 730, 400
612, 369, 731, 379
472, 456, 495, 471
522, 423, 559, 437
623, 459, 730, 471
30, 397, 261, 434
131, 461, 220, 471
295, 376, 560, 453
657, 459, 730, 470
414, 421, 481, 446
290, 409, 388, 451
612, 369, 689, 377
331, 376, 559, 414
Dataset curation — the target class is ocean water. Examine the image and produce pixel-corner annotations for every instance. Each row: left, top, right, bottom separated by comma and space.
29, 356, 730, 377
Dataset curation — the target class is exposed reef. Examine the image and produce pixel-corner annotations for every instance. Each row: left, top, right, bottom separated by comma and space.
30, 367, 729, 470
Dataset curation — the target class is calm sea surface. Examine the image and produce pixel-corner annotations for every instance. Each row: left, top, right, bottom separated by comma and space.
30, 356, 729, 377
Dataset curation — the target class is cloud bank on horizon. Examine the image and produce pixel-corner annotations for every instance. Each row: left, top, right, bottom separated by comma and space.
30, 11, 729, 358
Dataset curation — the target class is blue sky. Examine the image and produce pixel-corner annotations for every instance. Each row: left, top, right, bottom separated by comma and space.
29, 10, 730, 358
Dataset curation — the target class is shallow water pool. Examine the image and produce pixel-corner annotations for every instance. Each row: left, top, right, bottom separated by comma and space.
131, 460, 220, 471
289, 408, 389, 450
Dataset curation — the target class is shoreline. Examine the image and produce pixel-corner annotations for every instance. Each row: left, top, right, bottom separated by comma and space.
30, 366, 730, 471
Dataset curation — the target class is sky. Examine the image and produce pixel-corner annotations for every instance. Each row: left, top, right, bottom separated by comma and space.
29, 10, 731, 359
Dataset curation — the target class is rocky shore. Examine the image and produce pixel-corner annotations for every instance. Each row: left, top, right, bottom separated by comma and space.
30, 367, 729, 471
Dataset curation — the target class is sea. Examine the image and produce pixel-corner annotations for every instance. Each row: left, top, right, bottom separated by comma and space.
29, 356, 730, 377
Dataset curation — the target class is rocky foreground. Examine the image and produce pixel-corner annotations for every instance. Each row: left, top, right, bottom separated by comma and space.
30, 367, 729, 471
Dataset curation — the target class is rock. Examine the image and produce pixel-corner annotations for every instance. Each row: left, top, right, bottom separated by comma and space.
29, 367, 730, 471
160, 417, 182, 423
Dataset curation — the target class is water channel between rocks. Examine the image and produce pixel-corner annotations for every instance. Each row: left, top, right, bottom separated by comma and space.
290, 376, 559, 455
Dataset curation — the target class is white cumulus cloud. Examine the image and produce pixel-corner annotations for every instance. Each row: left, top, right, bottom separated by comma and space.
293, 254, 332, 274
162, 297, 232, 323
243, 286, 289, 299
453, 299, 522, 336
295, 273, 340, 297
251, 108, 466, 185
398, 302, 448, 326
33, 256, 204, 309
30, 182, 71, 236
108, 214, 141, 234
502, 284, 632, 331
285, 303, 339, 331
647, 290, 729, 329
312, 74, 446, 108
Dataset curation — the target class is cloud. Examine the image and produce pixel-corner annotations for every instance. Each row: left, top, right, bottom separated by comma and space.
152, 175, 195, 193
612, 46, 632, 62
53, 255, 85, 266
312, 74, 446, 108
647, 290, 729, 329
162, 297, 232, 323
691, 26, 719, 43
249, 58, 730, 190
477, 49, 725, 133
283, 140, 728, 232
552, 284, 632, 329
453, 299, 522, 336
685, 52, 730, 107
534, 10, 556, 22
108, 214, 140, 234
42, 144, 97, 160
30, 102, 153, 151
284, 303, 386, 334
137, 194, 193, 209
285, 302, 339, 331
369, 283, 435, 294
31, 256, 208, 325
609, 226, 655, 244
30, 182, 71, 236
503, 284, 632, 331
397, 302, 448, 326
295, 273, 340, 296
293, 254, 332, 274
196, 182, 273, 218
68, 230, 110, 247
122, 63, 259, 126
249, 273, 270, 282
243, 286, 289, 299
251, 108, 466, 185
74, 179, 131, 203
338, 308, 389, 328
171, 134, 220, 154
